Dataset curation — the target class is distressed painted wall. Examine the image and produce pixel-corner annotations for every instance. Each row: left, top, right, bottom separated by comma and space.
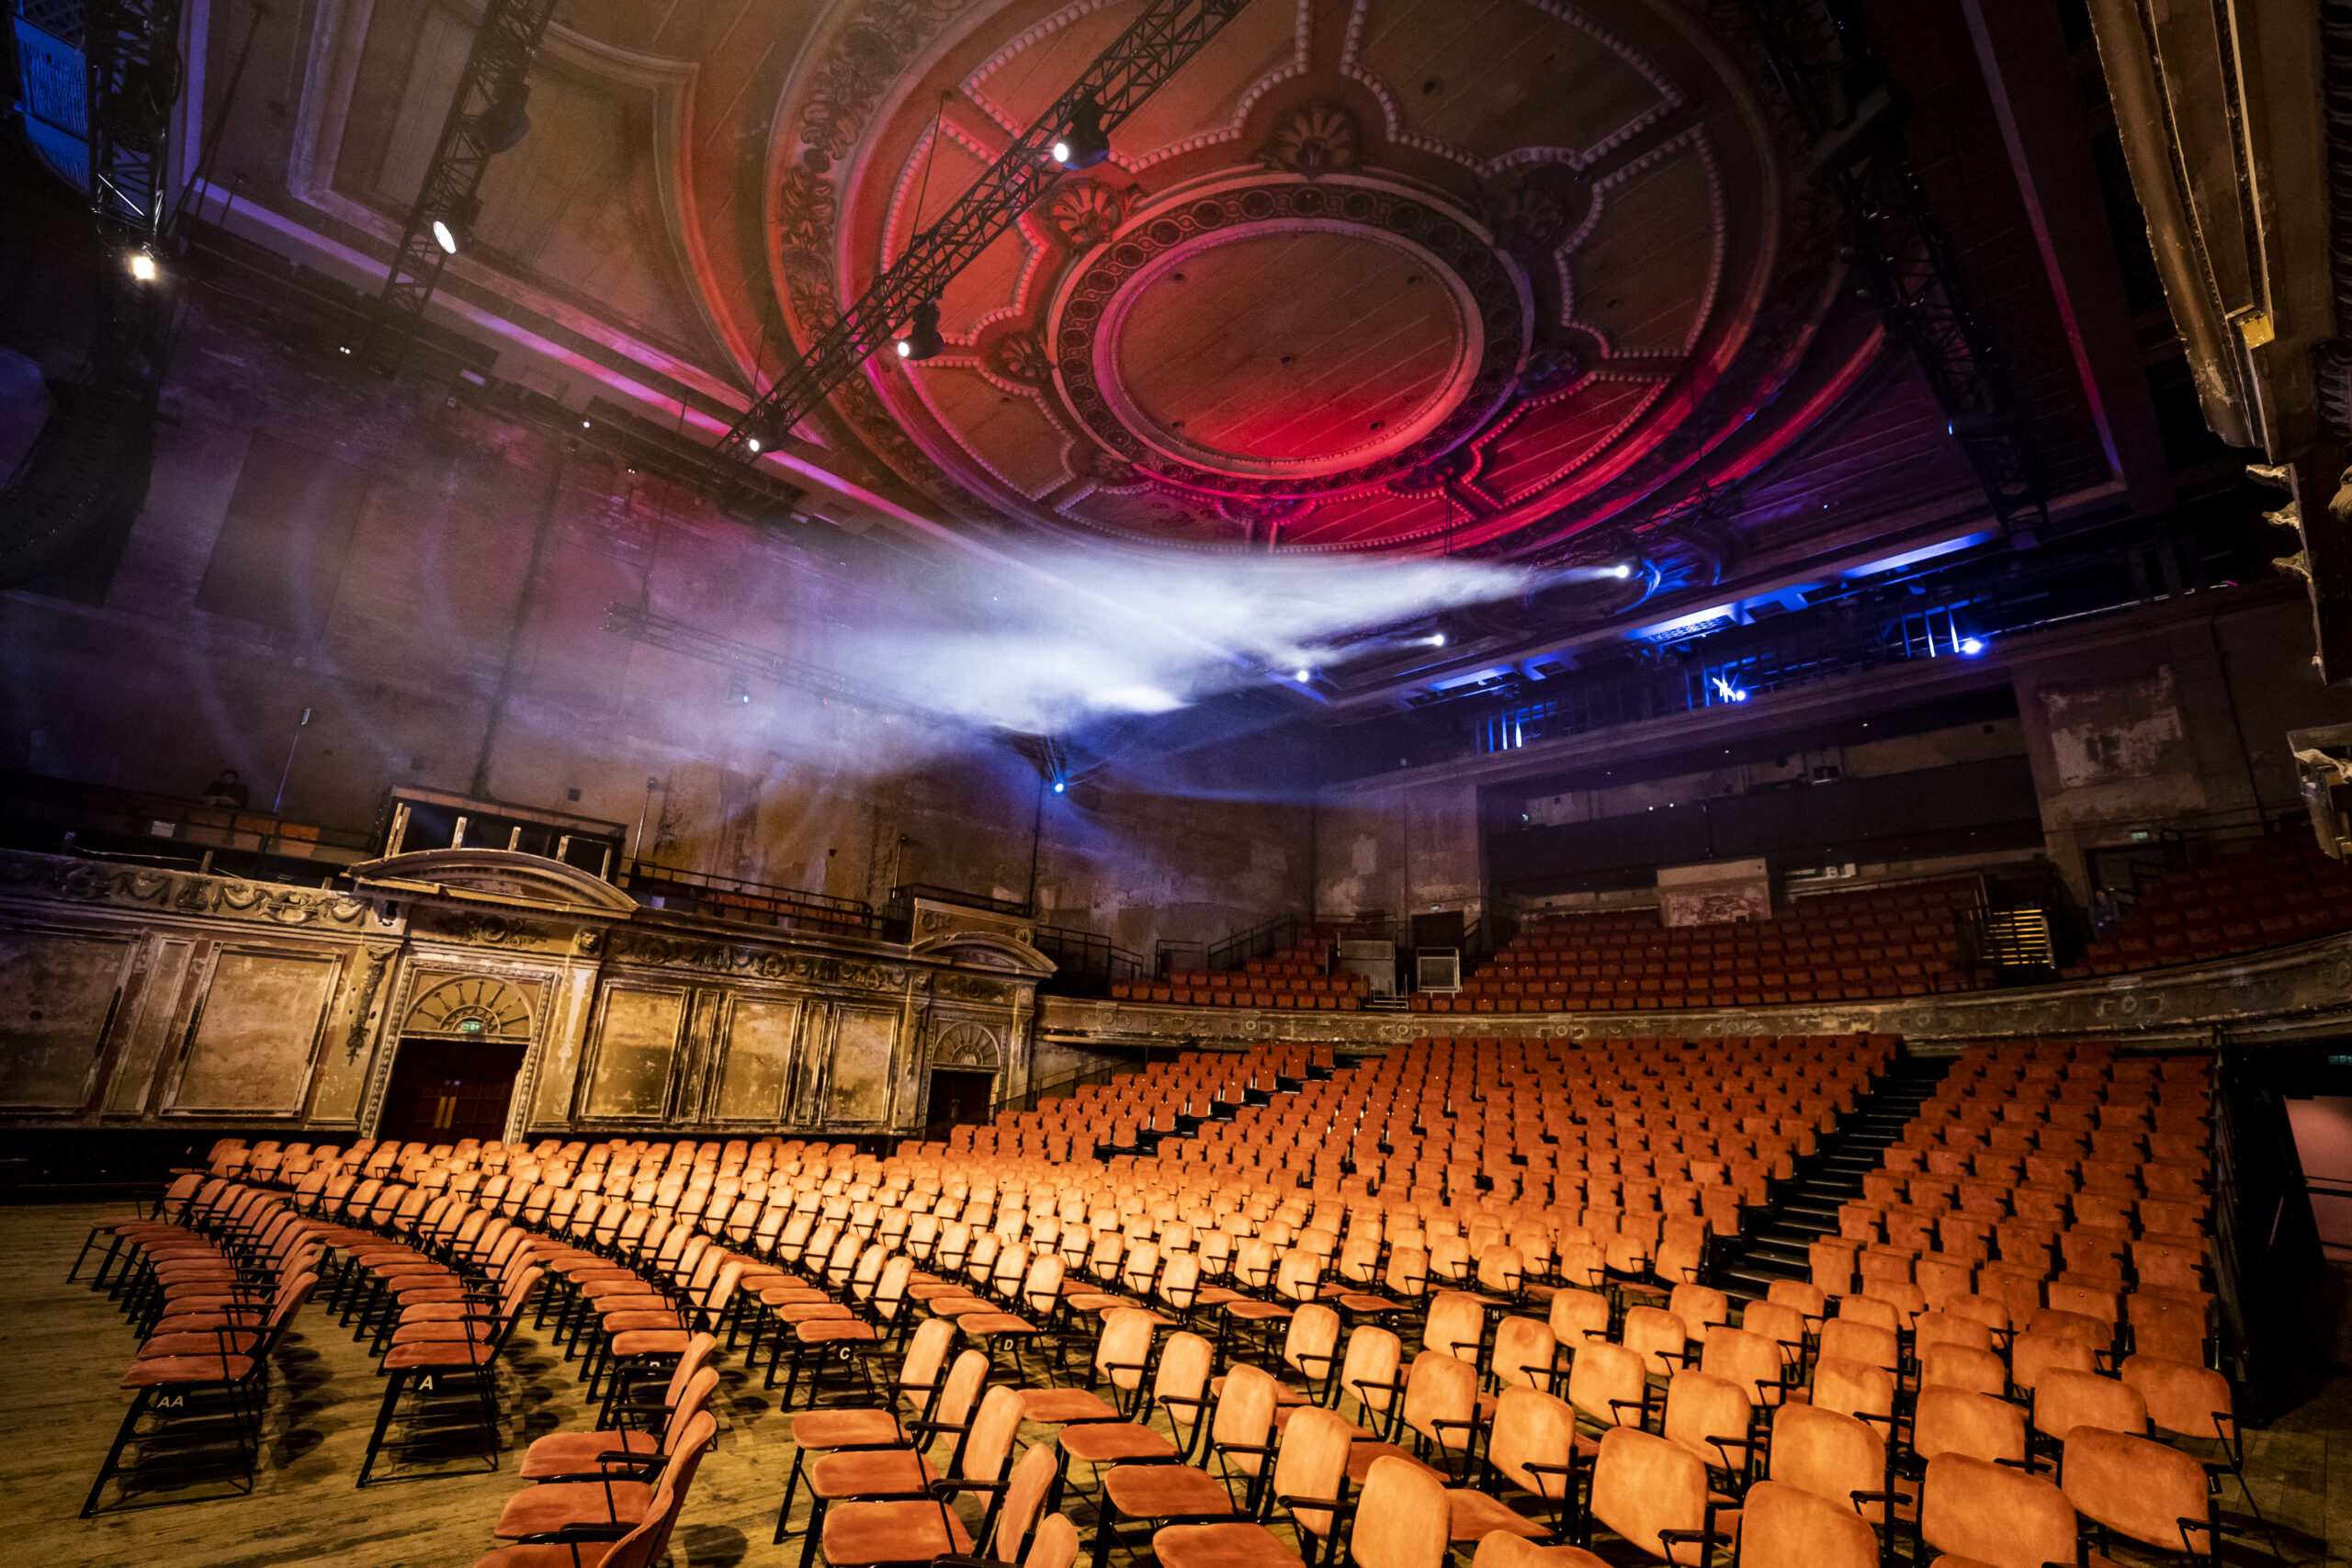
0, 303, 1314, 958
0, 850, 1040, 1139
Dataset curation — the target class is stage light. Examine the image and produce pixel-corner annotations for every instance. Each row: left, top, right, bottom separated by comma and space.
431, 194, 481, 254
1053, 96, 1111, 169
127, 251, 158, 282
1713, 676, 1749, 704
1959, 637, 1984, 656
1294, 669, 1312, 682
746, 436, 762, 452
1052, 780, 1067, 795
896, 300, 944, 361
1431, 633, 1447, 647
1611, 564, 1634, 578
477, 85, 531, 153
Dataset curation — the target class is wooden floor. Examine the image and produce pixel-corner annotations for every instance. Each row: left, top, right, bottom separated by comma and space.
1, 1201, 2344, 1568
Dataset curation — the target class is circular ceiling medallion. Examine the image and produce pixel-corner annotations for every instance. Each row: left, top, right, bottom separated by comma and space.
1054, 179, 1526, 497
766, 0, 1852, 554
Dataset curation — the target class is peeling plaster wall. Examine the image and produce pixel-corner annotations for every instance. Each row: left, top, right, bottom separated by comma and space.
2013, 597, 2352, 893
0, 303, 1313, 952
1315, 777, 1483, 925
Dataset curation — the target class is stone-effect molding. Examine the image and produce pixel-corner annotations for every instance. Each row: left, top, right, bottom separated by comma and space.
605, 931, 910, 994
0, 852, 373, 929
1041, 931, 2352, 1051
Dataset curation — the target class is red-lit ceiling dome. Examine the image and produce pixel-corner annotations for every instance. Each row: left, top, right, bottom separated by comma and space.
766, 0, 1855, 556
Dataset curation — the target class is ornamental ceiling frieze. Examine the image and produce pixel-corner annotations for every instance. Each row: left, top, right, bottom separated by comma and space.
765, 0, 1847, 555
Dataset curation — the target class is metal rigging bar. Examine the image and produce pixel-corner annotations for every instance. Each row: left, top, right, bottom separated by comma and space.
1742, 0, 2050, 547
361, 0, 557, 377
84, 0, 179, 376
713, 0, 1253, 470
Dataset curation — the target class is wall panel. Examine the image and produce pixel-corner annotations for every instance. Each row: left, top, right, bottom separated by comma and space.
167, 947, 340, 1114
582, 984, 686, 1119
711, 997, 800, 1122
0, 930, 134, 1108
106, 938, 195, 1113
826, 1006, 899, 1124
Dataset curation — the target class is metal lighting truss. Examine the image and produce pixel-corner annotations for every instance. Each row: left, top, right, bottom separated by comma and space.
1743, 0, 2052, 547
711, 0, 1253, 473
361, 0, 558, 376
0, 0, 178, 582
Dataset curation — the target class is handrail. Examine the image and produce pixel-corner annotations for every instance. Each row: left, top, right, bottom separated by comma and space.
1207, 912, 1302, 972
989, 1051, 1162, 1117
888, 883, 1033, 919
1031, 924, 1144, 994
620, 860, 883, 934
2211, 1030, 2330, 1419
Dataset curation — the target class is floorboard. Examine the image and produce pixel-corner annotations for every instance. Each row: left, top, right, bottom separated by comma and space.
0, 1202, 2342, 1567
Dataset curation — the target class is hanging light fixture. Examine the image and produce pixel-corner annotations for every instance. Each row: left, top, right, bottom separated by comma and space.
895, 300, 944, 361
431, 193, 481, 254
1052, 96, 1111, 169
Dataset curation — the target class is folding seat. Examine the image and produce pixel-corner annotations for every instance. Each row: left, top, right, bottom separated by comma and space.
1091, 1362, 1282, 1557
1917, 1452, 2077, 1568
2060, 1427, 2215, 1564
2009, 1328, 2097, 1395
824, 1416, 1058, 1568
1910, 1384, 2026, 1470
1810, 1355, 1895, 1437
1768, 1402, 1891, 1526
1150, 1404, 1358, 1568
1587, 1426, 1724, 1564
1659, 1369, 1756, 1495
2030, 1364, 2145, 1462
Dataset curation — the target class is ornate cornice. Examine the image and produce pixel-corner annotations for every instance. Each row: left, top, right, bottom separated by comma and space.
0, 852, 373, 930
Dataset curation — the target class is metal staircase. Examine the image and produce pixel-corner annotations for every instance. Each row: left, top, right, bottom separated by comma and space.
1717, 1051, 1954, 1300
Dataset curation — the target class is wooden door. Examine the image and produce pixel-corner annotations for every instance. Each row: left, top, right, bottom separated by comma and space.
379, 1038, 526, 1142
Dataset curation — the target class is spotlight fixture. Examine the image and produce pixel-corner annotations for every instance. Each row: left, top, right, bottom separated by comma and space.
1294, 669, 1312, 682
1959, 637, 1985, 656
430, 193, 481, 255
1431, 633, 1447, 648
1052, 96, 1111, 170
895, 300, 944, 361
127, 250, 158, 282
476, 84, 532, 153
1051, 780, 1067, 795
1946, 407, 2020, 440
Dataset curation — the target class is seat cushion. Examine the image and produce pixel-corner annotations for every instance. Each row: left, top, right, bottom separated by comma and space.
792, 1408, 908, 1450
1153, 1522, 1306, 1568
468, 1545, 622, 1568
1104, 1464, 1239, 1519
1446, 1488, 1548, 1541
808, 1448, 936, 1500
493, 1478, 653, 1539
609, 1330, 689, 1357
821, 1499, 973, 1565
517, 1427, 662, 1479
798, 1320, 879, 1344
1061, 1422, 1179, 1463
1345, 1440, 1441, 1486
1017, 1388, 1120, 1425
121, 1354, 254, 1386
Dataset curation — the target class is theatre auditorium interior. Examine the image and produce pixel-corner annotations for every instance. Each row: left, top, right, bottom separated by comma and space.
15, 0, 2352, 1563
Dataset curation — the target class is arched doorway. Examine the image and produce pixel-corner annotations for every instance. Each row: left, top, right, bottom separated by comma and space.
379, 976, 536, 1142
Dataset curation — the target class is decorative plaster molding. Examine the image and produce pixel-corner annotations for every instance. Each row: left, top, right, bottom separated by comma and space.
0, 852, 370, 928
348, 848, 642, 918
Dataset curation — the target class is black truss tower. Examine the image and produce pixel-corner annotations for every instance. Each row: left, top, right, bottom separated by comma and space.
1744, 0, 2052, 547
361, 0, 558, 376
710, 0, 1253, 476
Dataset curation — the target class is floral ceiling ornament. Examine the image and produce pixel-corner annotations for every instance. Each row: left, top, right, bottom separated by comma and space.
1257, 102, 1360, 177
1487, 183, 1566, 254
1048, 181, 1138, 249
988, 331, 1051, 384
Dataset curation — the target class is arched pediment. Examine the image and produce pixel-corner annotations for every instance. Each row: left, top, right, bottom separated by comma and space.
910, 930, 1057, 978
349, 849, 640, 918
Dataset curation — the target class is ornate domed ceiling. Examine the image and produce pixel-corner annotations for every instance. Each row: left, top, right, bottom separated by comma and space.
763, 0, 1855, 556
